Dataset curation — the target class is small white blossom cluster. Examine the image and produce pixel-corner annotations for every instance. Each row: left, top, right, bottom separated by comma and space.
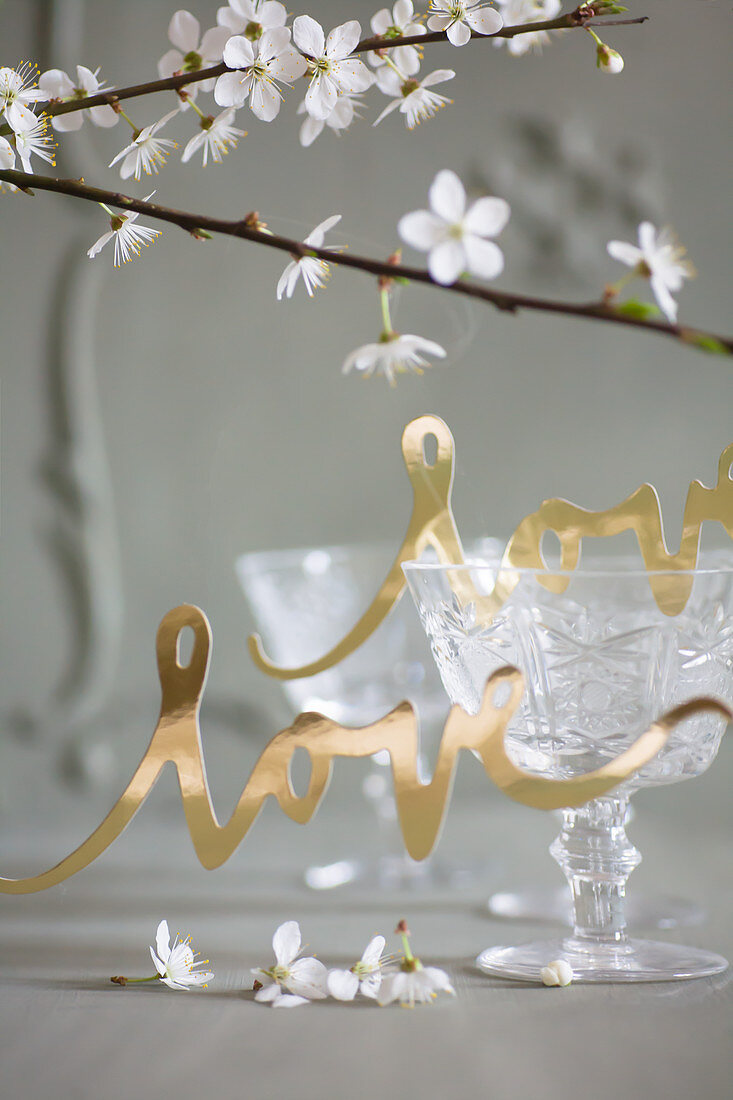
0, 63, 56, 186
252, 919, 456, 1008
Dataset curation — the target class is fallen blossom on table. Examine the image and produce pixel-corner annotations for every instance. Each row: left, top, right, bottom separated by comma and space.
252, 920, 328, 1007
327, 935, 387, 1000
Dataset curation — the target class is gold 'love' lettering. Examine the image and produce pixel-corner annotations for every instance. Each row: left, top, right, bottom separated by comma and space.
2, 605, 727, 895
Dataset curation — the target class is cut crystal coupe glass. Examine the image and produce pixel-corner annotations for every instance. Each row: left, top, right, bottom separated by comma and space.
404, 550, 733, 981
237, 540, 501, 890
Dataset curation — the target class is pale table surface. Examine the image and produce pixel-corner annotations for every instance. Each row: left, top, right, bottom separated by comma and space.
1, 733, 731, 1100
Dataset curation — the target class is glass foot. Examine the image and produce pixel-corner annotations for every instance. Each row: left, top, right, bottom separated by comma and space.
486, 886, 705, 930
476, 936, 728, 983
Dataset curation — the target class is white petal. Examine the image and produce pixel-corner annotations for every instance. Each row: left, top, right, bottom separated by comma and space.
181, 130, 204, 162
326, 20, 361, 60
650, 275, 678, 322
258, 26, 292, 63
250, 79, 281, 122
155, 920, 171, 962
305, 213, 341, 246
288, 957, 328, 998
399, 209, 446, 251
158, 48, 183, 80
38, 68, 74, 98
273, 920, 301, 965
333, 59, 374, 94
430, 169, 466, 221
638, 221, 657, 256
217, 7, 245, 33
299, 113, 325, 146
258, 1, 288, 28
446, 20, 472, 47
422, 966, 455, 993
168, 10, 200, 53
328, 96, 356, 128
464, 235, 504, 280
359, 971, 382, 999
361, 935, 386, 968
270, 46, 308, 83
377, 972, 407, 1006
254, 982, 282, 1002
327, 969, 359, 1001
371, 9, 391, 34
465, 8, 503, 35
402, 334, 447, 358
223, 35, 255, 69
607, 240, 641, 268
393, 0, 415, 26
161, 976, 189, 991
464, 195, 510, 237
214, 71, 250, 107
428, 238, 466, 284
271, 993, 310, 1007
305, 74, 338, 120
421, 68, 455, 88
427, 14, 451, 32
149, 108, 180, 135
375, 66, 402, 95
293, 14, 325, 58
89, 104, 120, 127
149, 947, 167, 977
52, 111, 84, 132
372, 98, 401, 126
200, 26, 230, 59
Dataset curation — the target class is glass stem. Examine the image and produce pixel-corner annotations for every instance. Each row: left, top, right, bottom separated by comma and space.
550, 795, 640, 944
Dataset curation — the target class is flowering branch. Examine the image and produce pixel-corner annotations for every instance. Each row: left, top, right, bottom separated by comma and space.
0, 7, 648, 131
3, 167, 729, 356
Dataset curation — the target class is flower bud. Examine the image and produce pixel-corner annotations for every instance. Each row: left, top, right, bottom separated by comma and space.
540, 959, 574, 987
596, 43, 624, 74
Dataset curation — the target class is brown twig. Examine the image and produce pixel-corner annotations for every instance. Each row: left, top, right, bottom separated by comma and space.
1, 169, 729, 356
11, 9, 648, 124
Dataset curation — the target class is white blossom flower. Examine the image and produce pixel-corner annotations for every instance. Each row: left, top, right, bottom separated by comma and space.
158, 10, 230, 102
217, 0, 287, 38
399, 168, 509, 284
540, 959, 573, 986
493, 0, 561, 56
378, 963, 455, 1005
368, 1, 426, 76
0, 63, 44, 132
13, 112, 56, 172
252, 920, 328, 1007
38, 65, 119, 131
276, 214, 342, 299
214, 28, 306, 121
149, 919, 214, 990
343, 333, 446, 386
427, 1, 503, 47
607, 221, 695, 323
108, 109, 179, 180
87, 193, 161, 267
182, 106, 246, 165
297, 92, 362, 147
327, 936, 387, 1000
0, 135, 17, 191
373, 67, 455, 129
596, 42, 624, 74
293, 16, 374, 121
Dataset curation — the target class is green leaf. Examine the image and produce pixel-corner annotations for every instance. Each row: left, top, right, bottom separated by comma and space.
615, 298, 662, 320
685, 333, 731, 356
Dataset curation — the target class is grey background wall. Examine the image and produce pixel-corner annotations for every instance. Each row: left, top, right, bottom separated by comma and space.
1, 0, 731, 804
